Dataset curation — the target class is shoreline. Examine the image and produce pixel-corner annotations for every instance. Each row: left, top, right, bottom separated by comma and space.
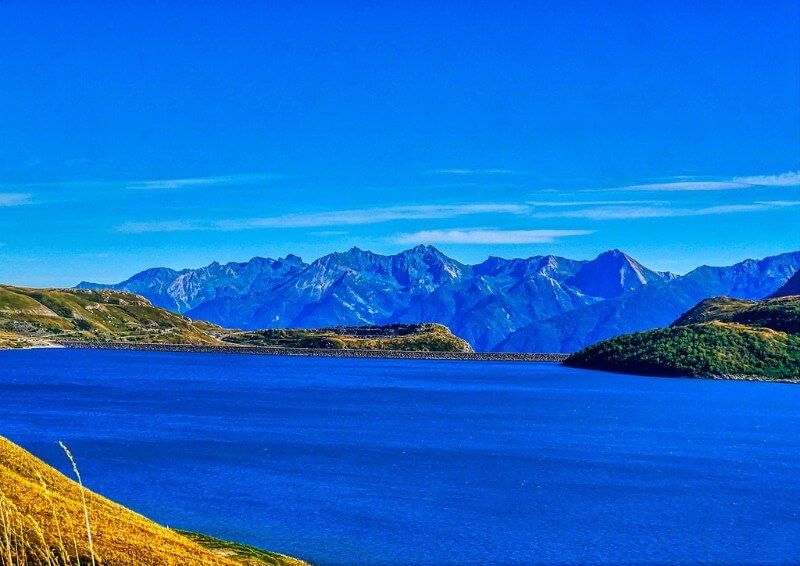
562, 363, 799, 384
7, 343, 793, 381
54, 340, 568, 362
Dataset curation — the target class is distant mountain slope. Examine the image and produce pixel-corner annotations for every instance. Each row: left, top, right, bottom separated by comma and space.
499, 251, 800, 353
79, 255, 307, 312
564, 296, 800, 381
0, 285, 221, 345
80, 246, 683, 351
769, 270, 800, 298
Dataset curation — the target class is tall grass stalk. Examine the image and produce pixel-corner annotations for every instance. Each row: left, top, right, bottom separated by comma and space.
0, 496, 15, 565
35, 470, 70, 563
59, 442, 96, 566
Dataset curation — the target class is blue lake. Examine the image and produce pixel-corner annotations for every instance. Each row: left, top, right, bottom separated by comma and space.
1, 348, 799, 565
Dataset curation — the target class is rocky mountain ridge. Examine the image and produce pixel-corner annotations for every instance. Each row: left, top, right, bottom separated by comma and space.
78, 246, 800, 352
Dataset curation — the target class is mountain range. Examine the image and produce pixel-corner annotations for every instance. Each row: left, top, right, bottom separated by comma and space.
77, 246, 800, 353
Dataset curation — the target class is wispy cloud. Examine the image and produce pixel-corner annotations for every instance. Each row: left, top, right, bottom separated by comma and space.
116, 220, 205, 233
597, 170, 800, 192
0, 193, 32, 206
528, 199, 664, 207
428, 169, 524, 175
532, 201, 800, 220
606, 181, 749, 192
116, 203, 530, 233
0, 180, 114, 191
126, 173, 279, 190
116, 195, 799, 234
309, 230, 350, 237
394, 229, 593, 245
0, 173, 280, 192
733, 171, 800, 187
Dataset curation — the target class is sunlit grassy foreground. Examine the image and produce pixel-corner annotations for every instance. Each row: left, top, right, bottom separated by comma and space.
0, 436, 307, 565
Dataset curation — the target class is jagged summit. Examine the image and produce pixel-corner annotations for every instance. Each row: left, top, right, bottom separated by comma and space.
409, 243, 438, 253
281, 253, 304, 264
565, 249, 672, 299
400, 244, 462, 264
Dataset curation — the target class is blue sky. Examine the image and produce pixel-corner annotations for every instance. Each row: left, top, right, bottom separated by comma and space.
1, 1, 799, 286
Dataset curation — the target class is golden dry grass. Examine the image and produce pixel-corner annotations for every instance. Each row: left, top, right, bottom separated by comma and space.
223, 323, 473, 352
0, 436, 305, 565
0, 286, 222, 346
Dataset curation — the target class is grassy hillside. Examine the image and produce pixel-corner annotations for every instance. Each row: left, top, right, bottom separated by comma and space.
178, 531, 307, 566
221, 323, 474, 352
0, 435, 306, 565
0, 285, 473, 353
672, 295, 800, 335
565, 296, 800, 381
0, 285, 222, 346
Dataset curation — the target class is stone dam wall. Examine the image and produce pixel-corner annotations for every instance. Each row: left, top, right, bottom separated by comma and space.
56, 341, 568, 362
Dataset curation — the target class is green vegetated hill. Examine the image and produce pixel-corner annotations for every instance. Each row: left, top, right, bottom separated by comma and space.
673, 295, 800, 334
0, 435, 307, 565
220, 323, 474, 352
564, 295, 800, 381
0, 285, 222, 347
0, 285, 473, 353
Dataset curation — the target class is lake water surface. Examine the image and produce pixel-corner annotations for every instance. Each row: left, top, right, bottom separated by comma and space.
1, 349, 798, 565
